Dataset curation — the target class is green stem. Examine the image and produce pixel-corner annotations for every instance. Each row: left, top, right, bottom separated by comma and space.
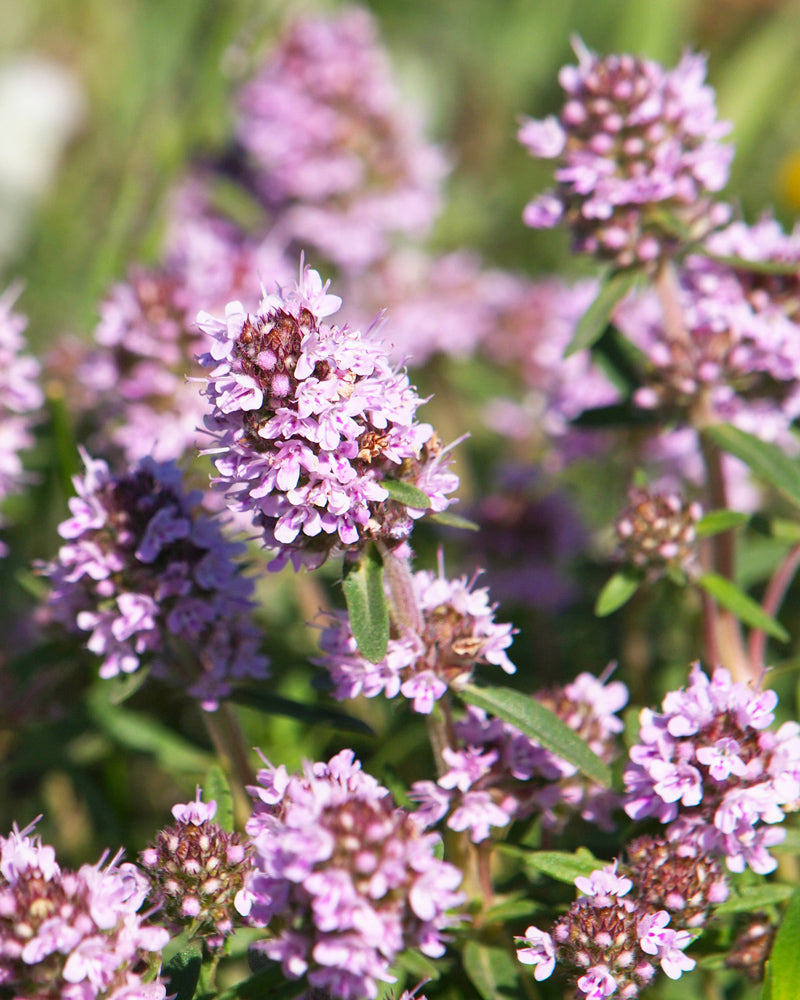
202, 702, 255, 826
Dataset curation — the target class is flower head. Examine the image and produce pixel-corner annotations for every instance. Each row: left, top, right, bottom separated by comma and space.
519, 41, 733, 268
0, 819, 169, 1000
243, 749, 464, 1000
197, 265, 459, 570
41, 452, 269, 709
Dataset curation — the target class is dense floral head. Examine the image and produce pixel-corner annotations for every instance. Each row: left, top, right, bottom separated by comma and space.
41, 451, 269, 709
0, 285, 43, 553
140, 789, 253, 950
519, 40, 733, 268
235, 6, 447, 271
517, 860, 697, 998
623, 662, 800, 873
411, 670, 627, 842
197, 265, 459, 570
315, 566, 515, 714
0, 819, 169, 1000
242, 749, 464, 1000
615, 486, 702, 581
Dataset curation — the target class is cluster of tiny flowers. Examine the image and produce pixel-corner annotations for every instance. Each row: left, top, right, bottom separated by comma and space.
197, 266, 459, 571
615, 486, 702, 581
0, 285, 43, 553
625, 835, 728, 929
315, 567, 515, 714
519, 39, 732, 267
242, 749, 464, 1000
235, 6, 447, 272
624, 663, 800, 873
411, 672, 627, 842
42, 452, 269, 709
0, 819, 168, 1000
516, 863, 696, 999
140, 792, 253, 951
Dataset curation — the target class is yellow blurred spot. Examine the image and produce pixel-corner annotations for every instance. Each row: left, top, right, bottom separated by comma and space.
777, 149, 800, 210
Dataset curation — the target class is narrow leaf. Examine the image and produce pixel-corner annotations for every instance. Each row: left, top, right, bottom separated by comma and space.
715, 883, 796, 915
228, 688, 373, 735
695, 509, 750, 537
595, 569, 642, 616
764, 885, 800, 1000
342, 546, 389, 663
705, 424, 800, 509
697, 572, 789, 642
565, 269, 639, 357
461, 684, 611, 786
428, 510, 480, 531
204, 764, 234, 833
215, 965, 304, 1000
381, 478, 431, 509
462, 940, 520, 1000
520, 849, 604, 885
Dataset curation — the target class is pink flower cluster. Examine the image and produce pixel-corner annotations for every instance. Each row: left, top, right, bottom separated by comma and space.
0, 285, 43, 553
412, 672, 627, 841
42, 452, 269, 709
235, 6, 447, 272
140, 791, 253, 951
242, 749, 464, 1000
519, 39, 733, 267
624, 663, 800, 873
316, 567, 515, 713
197, 266, 459, 570
0, 819, 168, 1000
517, 863, 695, 999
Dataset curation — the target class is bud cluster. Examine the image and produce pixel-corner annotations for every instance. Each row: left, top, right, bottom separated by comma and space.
140, 794, 253, 951
615, 487, 702, 581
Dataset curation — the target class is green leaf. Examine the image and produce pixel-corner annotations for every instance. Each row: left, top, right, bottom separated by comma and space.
204, 764, 234, 833
697, 572, 789, 642
715, 883, 796, 915
228, 689, 373, 736
461, 684, 611, 786
215, 965, 305, 1000
519, 848, 605, 885
342, 546, 389, 664
565, 269, 639, 357
162, 942, 202, 1000
381, 478, 431, 509
87, 690, 214, 773
764, 886, 800, 1000
695, 509, 751, 538
483, 893, 546, 925
428, 510, 480, 531
705, 424, 800, 509
595, 569, 642, 616
462, 940, 520, 1000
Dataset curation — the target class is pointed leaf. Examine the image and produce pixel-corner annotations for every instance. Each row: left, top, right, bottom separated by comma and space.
342, 546, 389, 663
595, 569, 642, 616
228, 688, 373, 735
715, 883, 796, 915
705, 424, 800, 509
461, 684, 611, 786
519, 848, 605, 885
381, 478, 431, 509
204, 764, 234, 833
697, 572, 789, 642
764, 886, 800, 1000
462, 939, 520, 1000
565, 269, 639, 357
428, 510, 480, 531
695, 509, 750, 538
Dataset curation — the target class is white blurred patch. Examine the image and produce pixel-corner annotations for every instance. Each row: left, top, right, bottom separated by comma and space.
0, 56, 86, 259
